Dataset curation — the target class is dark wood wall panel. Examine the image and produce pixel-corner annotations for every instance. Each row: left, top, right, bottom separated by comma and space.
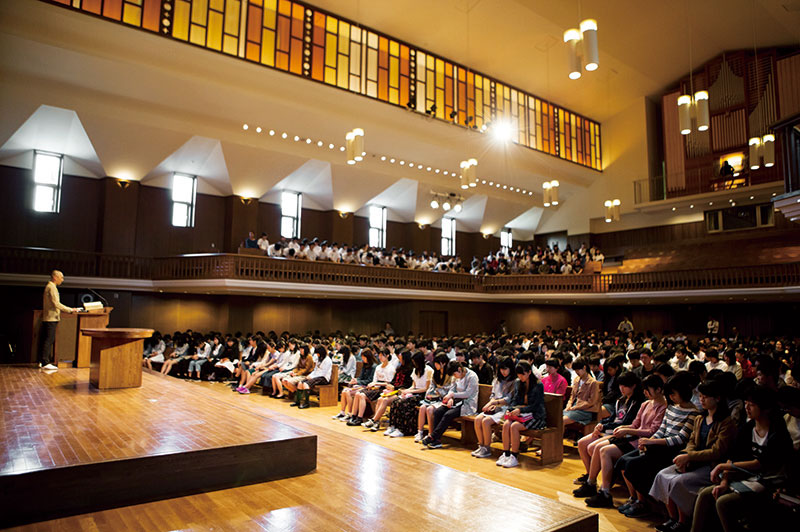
134, 186, 226, 256
0, 166, 101, 252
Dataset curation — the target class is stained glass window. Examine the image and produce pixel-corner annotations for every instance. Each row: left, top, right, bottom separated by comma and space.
43, 0, 602, 170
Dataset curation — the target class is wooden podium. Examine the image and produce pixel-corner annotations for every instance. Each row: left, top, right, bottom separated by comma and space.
31, 307, 112, 367
81, 328, 153, 390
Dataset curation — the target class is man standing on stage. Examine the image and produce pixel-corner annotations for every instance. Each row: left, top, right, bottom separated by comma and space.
38, 270, 77, 371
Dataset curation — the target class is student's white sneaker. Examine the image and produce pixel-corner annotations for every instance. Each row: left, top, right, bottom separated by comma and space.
42, 364, 58, 371
332, 412, 346, 420
389, 429, 405, 438
414, 431, 424, 443
363, 419, 375, 429
476, 446, 494, 458
340, 414, 352, 422
496, 454, 509, 467
503, 454, 520, 468
471, 445, 483, 457
383, 425, 396, 436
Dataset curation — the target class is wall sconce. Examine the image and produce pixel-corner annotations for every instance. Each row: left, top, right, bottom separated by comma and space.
418, 223, 428, 230
240, 197, 254, 206
338, 211, 351, 219
481, 232, 491, 240
116, 179, 131, 189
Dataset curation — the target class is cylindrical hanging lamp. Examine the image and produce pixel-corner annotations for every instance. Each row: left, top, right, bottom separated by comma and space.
563, 28, 582, 80
749, 136, 761, 170
542, 182, 552, 207
550, 180, 559, 206
677, 95, 692, 135
694, 91, 709, 132
762, 133, 775, 168
580, 19, 599, 71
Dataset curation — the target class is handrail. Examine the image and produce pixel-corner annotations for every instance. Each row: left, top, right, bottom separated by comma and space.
2, 246, 799, 294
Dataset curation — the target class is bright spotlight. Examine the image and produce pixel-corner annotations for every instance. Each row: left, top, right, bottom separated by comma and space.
491, 120, 515, 143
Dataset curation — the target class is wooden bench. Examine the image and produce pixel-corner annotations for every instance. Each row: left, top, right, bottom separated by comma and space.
453, 385, 565, 465
309, 364, 339, 407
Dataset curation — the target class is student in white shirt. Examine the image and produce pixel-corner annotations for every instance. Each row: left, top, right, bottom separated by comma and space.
295, 345, 333, 408
347, 349, 396, 426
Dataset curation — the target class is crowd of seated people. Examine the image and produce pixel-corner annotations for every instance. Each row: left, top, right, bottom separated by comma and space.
240, 232, 603, 275
142, 325, 799, 529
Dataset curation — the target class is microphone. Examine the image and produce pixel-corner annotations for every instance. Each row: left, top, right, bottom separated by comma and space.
88, 288, 110, 308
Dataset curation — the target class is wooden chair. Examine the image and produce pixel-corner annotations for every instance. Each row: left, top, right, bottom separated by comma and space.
517, 393, 565, 465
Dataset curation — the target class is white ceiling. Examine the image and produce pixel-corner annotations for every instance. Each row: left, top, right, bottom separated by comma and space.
0, 0, 797, 238
308, 0, 800, 121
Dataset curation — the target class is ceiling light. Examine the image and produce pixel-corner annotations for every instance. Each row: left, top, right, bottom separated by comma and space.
749, 196, 754, 200
481, 180, 486, 184
317, 140, 323, 147
255, 127, 262, 133
281, 132, 288, 139
528, 191, 533, 196
293, 135, 300, 141
390, 158, 396, 163
491, 120, 515, 143
672, 207, 676, 211
430, 199, 439, 209
709, 202, 713, 205
340, 146, 345, 151
690, 204, 694, 208
329, 143, 334, 149
426, 166, 431, 171
400, 160, 405, 165
488, 181, 493, 186
453, 203, 463, 213
242, 124, 249, 130
417, 164, 423, 169
678, 95, 692, 135
749, 136, 761, 170
269, 130, 275, 136
580, 19, 599, 71
762, 133, 775, 167
563, 28, 582, 80
695, 91, 709, 131
381, 156, 386, 161
435, 169, 440, 173
496, 183, 500, 188
502, 185, 507, 189
306, 138, 312, 144
443, 170, 448, 175
442, 201, 451, 211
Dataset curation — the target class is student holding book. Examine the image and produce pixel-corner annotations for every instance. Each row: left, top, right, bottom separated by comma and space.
415, 353, 453, 442
497, 361, 547, 468
422, 360, 478, 449
333, 349, 376, 422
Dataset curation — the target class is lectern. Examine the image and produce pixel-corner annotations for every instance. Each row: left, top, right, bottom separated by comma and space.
81, 328, 153, 390
30, 307, 112, 367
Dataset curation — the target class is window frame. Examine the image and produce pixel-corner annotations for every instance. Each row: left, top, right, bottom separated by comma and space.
280, 191, 302, 239
441, 217, 456, 256
32, 151, 63, 214
500, 227, 512, 254
368, 205, 387, 248
171, 173, 197, 228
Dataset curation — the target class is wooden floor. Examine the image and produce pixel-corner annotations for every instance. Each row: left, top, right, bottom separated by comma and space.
0, 367, 307, 475
0, 369, 643, 532
0, 367, 316, 528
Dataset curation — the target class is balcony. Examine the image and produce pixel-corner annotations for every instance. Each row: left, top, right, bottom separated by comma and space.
2, 247, 799, 303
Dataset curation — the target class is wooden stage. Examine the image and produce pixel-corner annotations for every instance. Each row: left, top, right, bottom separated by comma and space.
0, 367, 316, 528
1, 367, 598, 532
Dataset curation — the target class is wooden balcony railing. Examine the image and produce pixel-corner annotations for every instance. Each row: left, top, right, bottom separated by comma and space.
2, 247, 800, 294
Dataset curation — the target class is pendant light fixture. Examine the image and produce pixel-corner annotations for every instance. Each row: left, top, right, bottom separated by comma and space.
345, 128, 364, 165
676, 1, 710, 136
460, 158, 478, 190
542, 181, 560, 207
747, 0, 775, 170
563, 2, 599, 79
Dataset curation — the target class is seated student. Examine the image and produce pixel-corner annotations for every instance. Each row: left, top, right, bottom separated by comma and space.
336, 345, 357, 385
269, 340, 301, 398
496, 361, 547, 468
422, 360, 479, 449
580, 375, 667, 509
363, 351, 414, 431
563, 357, 601, 432
234, 340, 271, 392
470, 349, 494, 385
542, 358, 568, 396
232, 336, 265, 385
687, 360, 707, 409
235, 340, 278, 392
208, 337, 240, 382
385, 351, 434, 437
278, 344, 314, 398
161, 335, 190, 376
691, 386, 793, 532
472, 356, 516, 458
736, 348, 756, 380
617, 372, 700, 518
649, 379, 737, 531
573, 372, 644, 499
143, 333, 166, 370
333, 349, 376, 422
705, 349, 728, 373
187, 338, 212, 380
779, 386, 800, 451
589, 357, 604, 382
669, 347, 691, 372
295, 345, 333, 408
347, 349, 396, 426
625, 350, 643, 373
415, 353, 453, 442
722, 349, 742, 381
600, 355, 626, 419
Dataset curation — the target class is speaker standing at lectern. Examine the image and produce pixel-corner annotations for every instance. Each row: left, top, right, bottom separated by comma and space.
38, 270, 78, 372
